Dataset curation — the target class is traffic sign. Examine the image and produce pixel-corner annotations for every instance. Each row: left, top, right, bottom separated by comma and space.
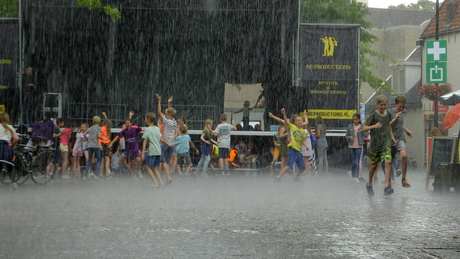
426, 40, 447, 62
426, 62, 447, 83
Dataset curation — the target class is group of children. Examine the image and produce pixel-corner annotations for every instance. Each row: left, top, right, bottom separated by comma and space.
27, 92, 413, 196
49, 93, 239, 187
346, 94, 412, 196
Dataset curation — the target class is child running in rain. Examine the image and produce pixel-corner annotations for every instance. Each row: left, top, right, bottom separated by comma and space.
233, 100, 254, 131
174, 125, 199, 177
270, 109, 308, 182
109, 118, 143, 179
210, 113, 236, 176
156, 93, 176, 185
363, 95, 396, 196
390, 95, 413, 188
141, 112, 164, 187
268, 114, 289, 172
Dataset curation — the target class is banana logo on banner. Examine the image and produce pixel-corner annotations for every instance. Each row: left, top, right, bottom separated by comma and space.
320, 37, 338, 57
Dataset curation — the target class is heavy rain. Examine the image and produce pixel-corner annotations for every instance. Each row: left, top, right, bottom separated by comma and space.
0, 0, 459, 258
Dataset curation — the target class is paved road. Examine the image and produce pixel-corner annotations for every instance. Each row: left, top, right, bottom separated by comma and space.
0, 169, 459, 258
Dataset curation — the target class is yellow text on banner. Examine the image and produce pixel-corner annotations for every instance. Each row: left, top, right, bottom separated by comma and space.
302, 109, 356, 120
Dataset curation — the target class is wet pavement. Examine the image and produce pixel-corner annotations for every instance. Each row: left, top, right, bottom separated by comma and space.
0, 168, 459, 258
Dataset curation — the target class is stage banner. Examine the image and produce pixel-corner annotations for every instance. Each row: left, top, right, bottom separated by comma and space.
0, 21, 19, 89
299, 24, 359, 128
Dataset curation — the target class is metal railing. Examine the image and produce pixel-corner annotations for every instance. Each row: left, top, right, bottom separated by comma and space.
165, 104, 219, 130
67, 102, 127, 125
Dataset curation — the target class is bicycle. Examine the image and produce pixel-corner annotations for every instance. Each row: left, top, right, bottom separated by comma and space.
28, 136, 57, 185
0, 134, 32, 186
0, 134, 56, 186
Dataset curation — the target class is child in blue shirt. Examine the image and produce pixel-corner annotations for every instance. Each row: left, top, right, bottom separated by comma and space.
174, 125, 199, 177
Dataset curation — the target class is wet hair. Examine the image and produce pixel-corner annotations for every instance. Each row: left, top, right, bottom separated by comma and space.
203, 119, 213, 135
306, 123, 312, 134
430, 128, 443, 137
179, 125, 187, 134
166, 108, 176, 118
315, 116, 327, 134
124, 118, 133, 124
101, 118, 112, 137
145, 112, 156, 124
177, 117, 186, 125
92, 116, 101, 125
376, 94, 388, 104
395, 95, 406, 104
244, 100, 250, 107
352, 113, 361, 124
0, 113, 12, 135
220, 113, 227, 122
278, 124, 285, 134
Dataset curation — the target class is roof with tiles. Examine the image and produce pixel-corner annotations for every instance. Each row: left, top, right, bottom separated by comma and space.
421, 0, 460, 37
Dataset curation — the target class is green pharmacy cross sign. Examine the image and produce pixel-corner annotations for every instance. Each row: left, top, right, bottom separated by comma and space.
426, 40, 447, 83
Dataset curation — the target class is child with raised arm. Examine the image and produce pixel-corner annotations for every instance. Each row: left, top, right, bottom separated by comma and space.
210, 114, 236, 176
100, 112, 113, 178
175, 125, 199, 177
363, 94, 396, 196
233, 100, 254, 131
156, 93, 176, 185
273, 109, 308, 182
84, 116, 107, 181
141, 112, 164, 187
108, 118, 143, 179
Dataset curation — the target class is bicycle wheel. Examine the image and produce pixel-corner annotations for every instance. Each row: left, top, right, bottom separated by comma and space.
14, 166, 30, 185
30, 151, 55, 185
0, 162, 12, 184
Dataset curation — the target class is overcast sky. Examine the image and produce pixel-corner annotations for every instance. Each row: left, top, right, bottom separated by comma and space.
368, 0, 434, 9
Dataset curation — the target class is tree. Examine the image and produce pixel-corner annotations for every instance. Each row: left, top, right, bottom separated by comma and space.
76, 0, 121, 21
301, 0, 386, 90
0, 0, 18, 18
389, 0, 436, 11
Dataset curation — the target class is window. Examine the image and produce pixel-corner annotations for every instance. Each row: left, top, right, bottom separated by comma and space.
392, 68, 406, 93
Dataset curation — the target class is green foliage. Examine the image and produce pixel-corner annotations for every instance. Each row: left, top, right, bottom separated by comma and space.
0, 0, 18, 18
301, 0, 386, 90
104, 5, 121, 22
76, 0, 121, 22
76, 0, 101, 11
389, 0, 436, 11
